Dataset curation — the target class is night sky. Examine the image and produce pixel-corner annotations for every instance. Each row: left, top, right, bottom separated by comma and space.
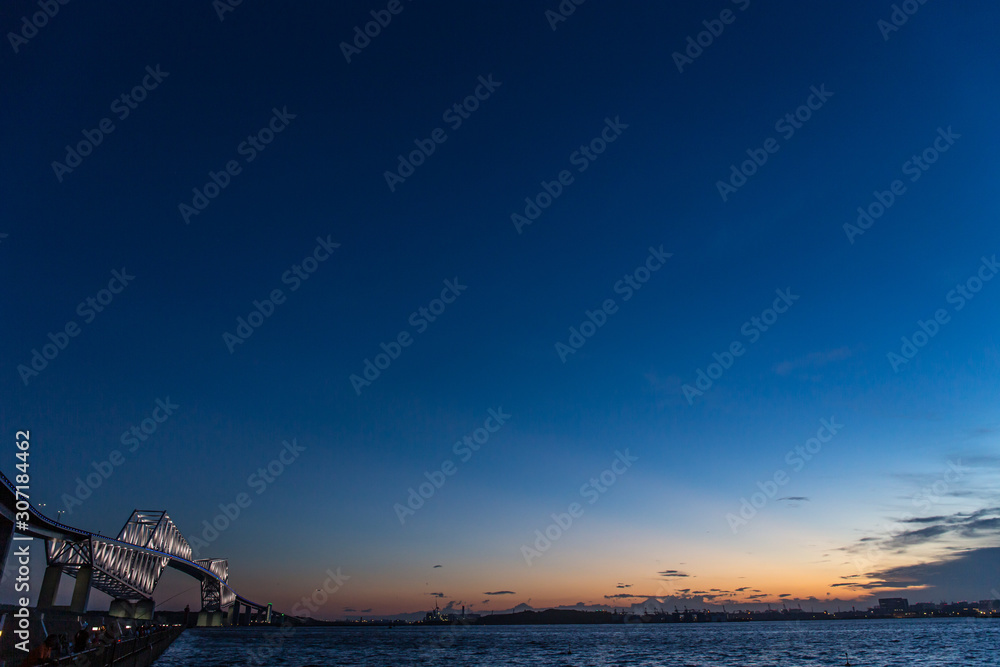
2, 0, 999, 617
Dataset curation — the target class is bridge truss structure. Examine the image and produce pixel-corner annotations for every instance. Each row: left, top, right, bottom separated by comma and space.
0, 471, 270, 621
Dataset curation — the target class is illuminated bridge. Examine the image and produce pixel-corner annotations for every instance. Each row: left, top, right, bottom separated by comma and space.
0, 471, 271, 626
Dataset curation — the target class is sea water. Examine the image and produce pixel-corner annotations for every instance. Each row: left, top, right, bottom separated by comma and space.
155, 618, 998, 666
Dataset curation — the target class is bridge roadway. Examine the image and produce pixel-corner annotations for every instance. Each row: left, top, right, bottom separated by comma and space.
0, 469, 272, 625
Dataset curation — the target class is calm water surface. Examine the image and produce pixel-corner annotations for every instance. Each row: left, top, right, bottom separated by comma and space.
155, 619, 998, 666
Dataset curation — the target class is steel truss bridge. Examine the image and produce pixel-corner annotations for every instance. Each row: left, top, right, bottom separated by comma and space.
0, 471, 271, 625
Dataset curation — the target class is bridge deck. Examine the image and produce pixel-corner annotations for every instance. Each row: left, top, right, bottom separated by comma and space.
0, 470, 270, 612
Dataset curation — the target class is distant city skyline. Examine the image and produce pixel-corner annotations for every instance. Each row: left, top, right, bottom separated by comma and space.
330, 595, 1000, 623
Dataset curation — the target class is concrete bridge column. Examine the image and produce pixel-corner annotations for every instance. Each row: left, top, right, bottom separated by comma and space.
227, 601, 240, 626
110, 599, 136, 618
69, 565, 92, 613
37, 564, 63, 609
196, 609, 223, 627
240, 606, 250, 626
135, 598, 154, 620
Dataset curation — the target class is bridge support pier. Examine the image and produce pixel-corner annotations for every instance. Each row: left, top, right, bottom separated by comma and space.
196, 610, 223, 627
135, 598, 154, 620
110, 599, 135, 618
37, 564, 63, 609
69, 565, 92, 612
227, 601, 240, 626
240, 606, 250, 626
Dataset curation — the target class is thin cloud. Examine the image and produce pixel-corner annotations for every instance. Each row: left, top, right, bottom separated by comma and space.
886, 524, 953, 549
830, 580, 925, 590
846, 506, 1000, 556
774, 347, 852, 376
899, 515, 949, 524
484, 590, 516, 595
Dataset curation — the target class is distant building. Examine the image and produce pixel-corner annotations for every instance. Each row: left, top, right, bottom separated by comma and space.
940, 601, 977, 615
878, 598, 909, 613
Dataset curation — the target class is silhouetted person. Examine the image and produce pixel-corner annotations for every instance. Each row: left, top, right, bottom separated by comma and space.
23, 635, 59, 666
73, 629, 91, 652
100, 624, 117, 646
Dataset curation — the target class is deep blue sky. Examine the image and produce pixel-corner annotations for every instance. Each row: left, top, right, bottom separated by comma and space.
2, 1, 999, 616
